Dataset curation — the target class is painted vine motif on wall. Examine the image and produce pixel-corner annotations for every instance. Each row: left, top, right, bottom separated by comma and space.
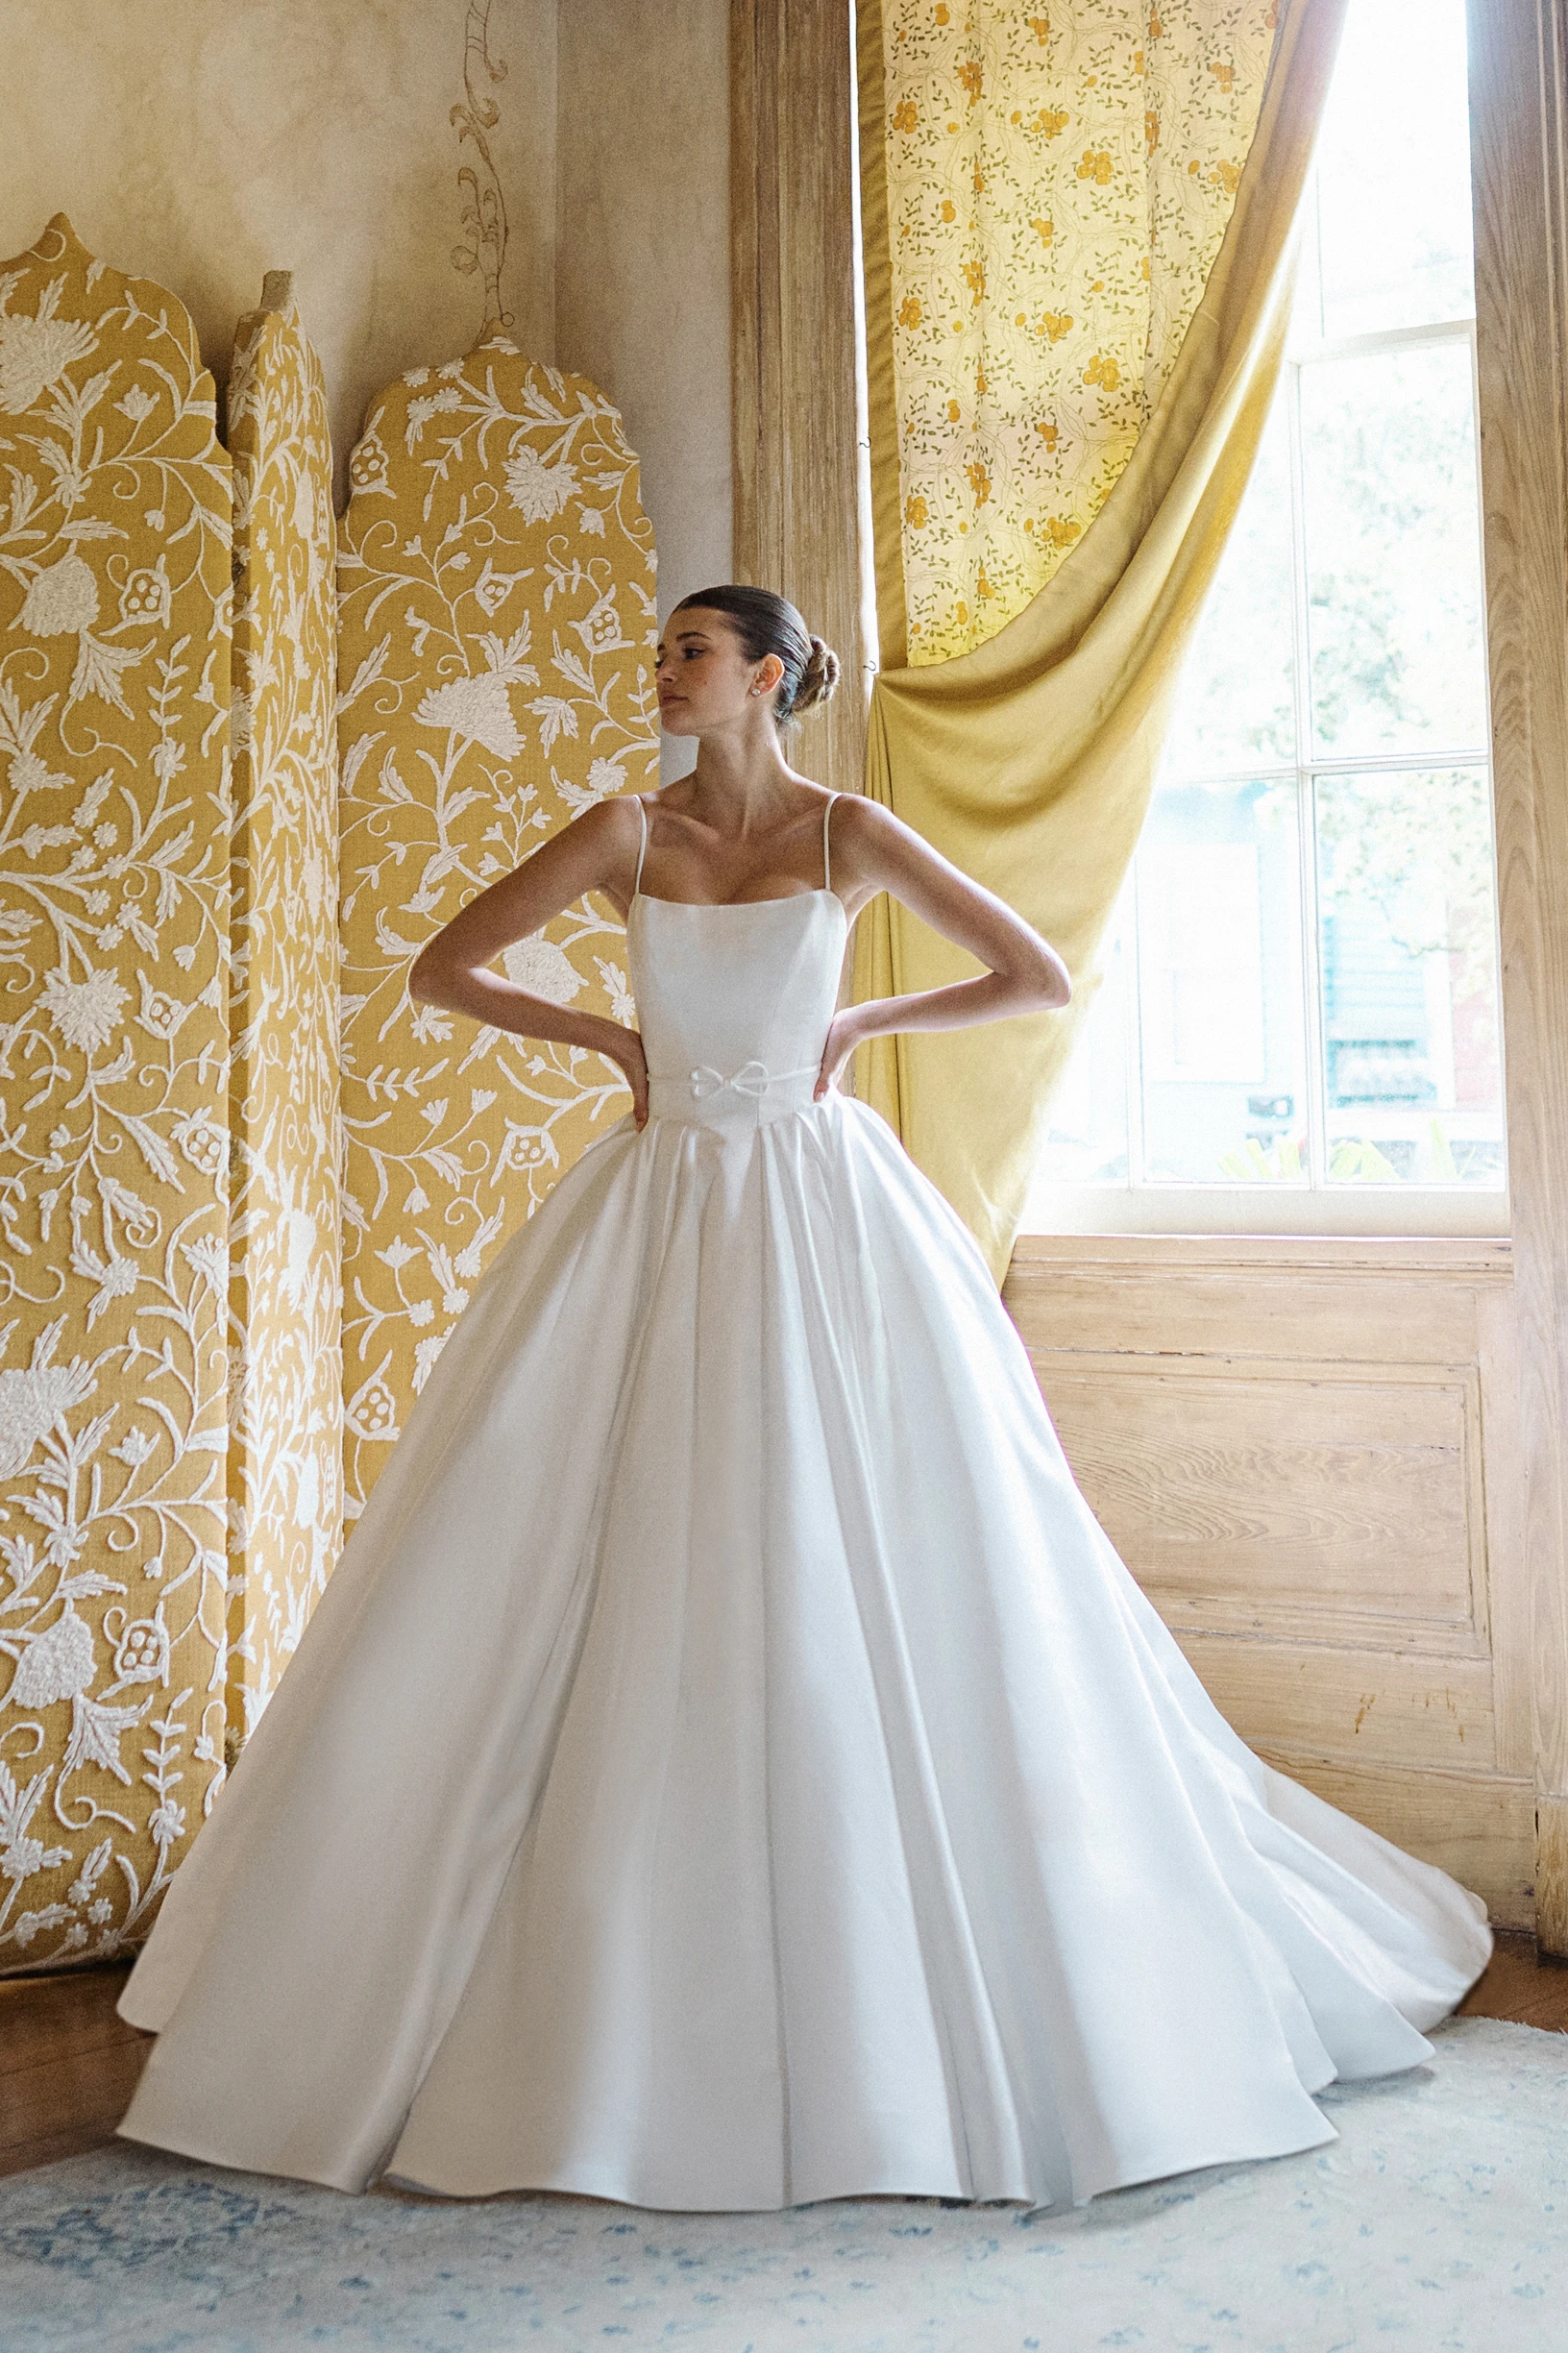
225, 288, 342, 1746
877, 0, 1275, 663
336, 331, 658, 1521
0, 216, 232, 1972
452, 0, 511, 331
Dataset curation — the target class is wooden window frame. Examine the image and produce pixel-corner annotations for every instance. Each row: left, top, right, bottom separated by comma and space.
1472, 0, 1568, 1951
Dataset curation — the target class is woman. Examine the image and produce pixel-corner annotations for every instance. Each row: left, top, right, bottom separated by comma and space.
118, 585, 1490, 2211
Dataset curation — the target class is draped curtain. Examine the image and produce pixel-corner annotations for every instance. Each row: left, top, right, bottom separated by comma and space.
854, 0, 1349, 1278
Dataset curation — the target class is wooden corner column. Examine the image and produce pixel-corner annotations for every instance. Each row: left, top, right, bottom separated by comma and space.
731, 0, 869, 802
1471, 0, 1568, 1952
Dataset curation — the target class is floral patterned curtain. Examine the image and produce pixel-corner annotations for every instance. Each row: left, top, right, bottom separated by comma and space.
856, 0, 1347, 1277
867, 0, 1277, 668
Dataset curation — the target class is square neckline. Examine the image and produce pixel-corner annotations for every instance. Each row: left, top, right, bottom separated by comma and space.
629, 793, 845, 916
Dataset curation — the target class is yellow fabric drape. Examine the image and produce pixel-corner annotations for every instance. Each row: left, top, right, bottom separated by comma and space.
856, 0, 1347, 1280
866, 0, 1280, 669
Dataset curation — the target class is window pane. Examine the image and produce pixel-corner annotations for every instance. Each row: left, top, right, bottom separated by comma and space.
1138, 781, 1308, 1183
1163, 404, 1296, 777
1309, 0, 1475, 342
1032, 894, 1130, 1186
1302, 339, 1486, 760
1315, 768, 1505, 1186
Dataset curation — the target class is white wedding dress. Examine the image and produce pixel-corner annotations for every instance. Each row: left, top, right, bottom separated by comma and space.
119, 797, 1491, 2211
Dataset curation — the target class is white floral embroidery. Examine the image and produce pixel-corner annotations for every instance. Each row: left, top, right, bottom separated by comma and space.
0, 280, 96, 413
502, 442, 577, 524
0, 1324, 96, 1479
10, 1607, 97, 1710
17, 551, 99, 636
502, 934, 583, 1004
416, 672, 525, 760
38, 966, 128, 1053
0, 219, 232, 1966
337, 345, 657, 1520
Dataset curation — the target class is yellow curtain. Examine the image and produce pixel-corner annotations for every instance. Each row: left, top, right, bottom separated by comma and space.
855, 0, 1348, 1278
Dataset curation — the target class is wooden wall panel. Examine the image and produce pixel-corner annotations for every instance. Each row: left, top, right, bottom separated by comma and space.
1005, 1236, 1532, 1927
1045, 1362, 1483, 1646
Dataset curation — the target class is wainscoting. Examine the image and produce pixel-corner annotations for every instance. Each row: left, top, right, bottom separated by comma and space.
1005, 1235, 1532, 1927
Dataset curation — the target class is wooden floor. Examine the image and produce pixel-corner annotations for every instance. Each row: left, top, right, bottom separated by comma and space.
1, 1935, 1565, 2186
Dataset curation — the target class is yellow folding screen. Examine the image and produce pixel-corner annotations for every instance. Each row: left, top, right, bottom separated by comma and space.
224, 281, 342, 1746
336, 331, 659, 1519
0, 218, 232, 1971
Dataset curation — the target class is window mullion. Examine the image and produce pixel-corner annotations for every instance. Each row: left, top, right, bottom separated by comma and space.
1285, 349, 1328, 1189
1126, 868, 1147, 1189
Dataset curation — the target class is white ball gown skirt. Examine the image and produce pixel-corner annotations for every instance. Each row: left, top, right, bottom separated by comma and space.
117, 879, 1492, 2210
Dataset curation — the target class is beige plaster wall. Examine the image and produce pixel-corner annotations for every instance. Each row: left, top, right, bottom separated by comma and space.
555, 0, 731, 641
2, 0, 557, 490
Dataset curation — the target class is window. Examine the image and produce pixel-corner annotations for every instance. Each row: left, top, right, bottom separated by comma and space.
1025, 0, 1507, 1237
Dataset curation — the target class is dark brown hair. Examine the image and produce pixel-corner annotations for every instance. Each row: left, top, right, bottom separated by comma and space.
671, 584, 841, 725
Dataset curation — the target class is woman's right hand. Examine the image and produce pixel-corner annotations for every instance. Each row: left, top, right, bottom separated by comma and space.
600, 1024, 649, 1129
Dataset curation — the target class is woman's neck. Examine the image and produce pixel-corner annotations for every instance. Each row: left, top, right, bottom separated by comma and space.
679, 725, 802, 838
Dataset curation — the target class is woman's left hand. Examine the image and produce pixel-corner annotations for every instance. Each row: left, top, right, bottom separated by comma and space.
815, 1006, 866, 1101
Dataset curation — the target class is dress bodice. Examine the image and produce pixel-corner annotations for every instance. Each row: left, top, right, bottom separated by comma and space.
628, 891, 848, 1130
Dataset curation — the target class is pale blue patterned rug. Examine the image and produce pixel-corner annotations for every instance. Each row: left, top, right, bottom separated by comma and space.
1, 2019, 1563, 2353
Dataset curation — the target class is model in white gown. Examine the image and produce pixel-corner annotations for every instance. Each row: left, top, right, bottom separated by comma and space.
119, 793, 1491, 2209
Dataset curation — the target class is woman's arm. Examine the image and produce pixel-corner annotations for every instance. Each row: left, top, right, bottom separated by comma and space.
817, 797, 1070, 1099
409, 797, 650, 1125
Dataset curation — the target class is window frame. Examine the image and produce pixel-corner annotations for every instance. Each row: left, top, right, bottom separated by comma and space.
1025, 68, 1508, 1241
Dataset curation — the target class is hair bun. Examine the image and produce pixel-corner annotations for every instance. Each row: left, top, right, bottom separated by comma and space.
795, 635, 841, 713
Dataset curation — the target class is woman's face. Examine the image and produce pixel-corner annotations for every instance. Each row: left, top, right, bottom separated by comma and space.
653, 609, 784, 737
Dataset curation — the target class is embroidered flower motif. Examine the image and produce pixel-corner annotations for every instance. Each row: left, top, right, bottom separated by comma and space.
114, 383, 157, 425
148, 1800, 185, 1850
105, 1609, 169, 1689
0, 282, 97, 413
349, 429, 390, 496
502, 935, 583, 1004
497, 1122, 561, 1172
117, 560, 171, 628
9, 1607, 96, 1710
173, 1113, 226, 1181
17, 553, 99, 637
415, 672, 524, 759
404, 387, 463, 450
344, 1366, 399, 1443
571, 594, 627, 655
0, 1324, 96, 1479
135, 973, 189, 1040
502, 442, 577, 525
39, 966, 128, 1053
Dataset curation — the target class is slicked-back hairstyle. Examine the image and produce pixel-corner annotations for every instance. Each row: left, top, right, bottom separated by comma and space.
671, 585, 841, 726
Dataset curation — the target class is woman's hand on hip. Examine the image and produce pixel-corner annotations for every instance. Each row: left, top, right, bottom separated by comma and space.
607, 1026, 649, 1129
815, 1007, 865, 1102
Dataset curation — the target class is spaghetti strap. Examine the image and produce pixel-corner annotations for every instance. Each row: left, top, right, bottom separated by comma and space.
822, 793, 840, 895
632, 797, 649, 899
